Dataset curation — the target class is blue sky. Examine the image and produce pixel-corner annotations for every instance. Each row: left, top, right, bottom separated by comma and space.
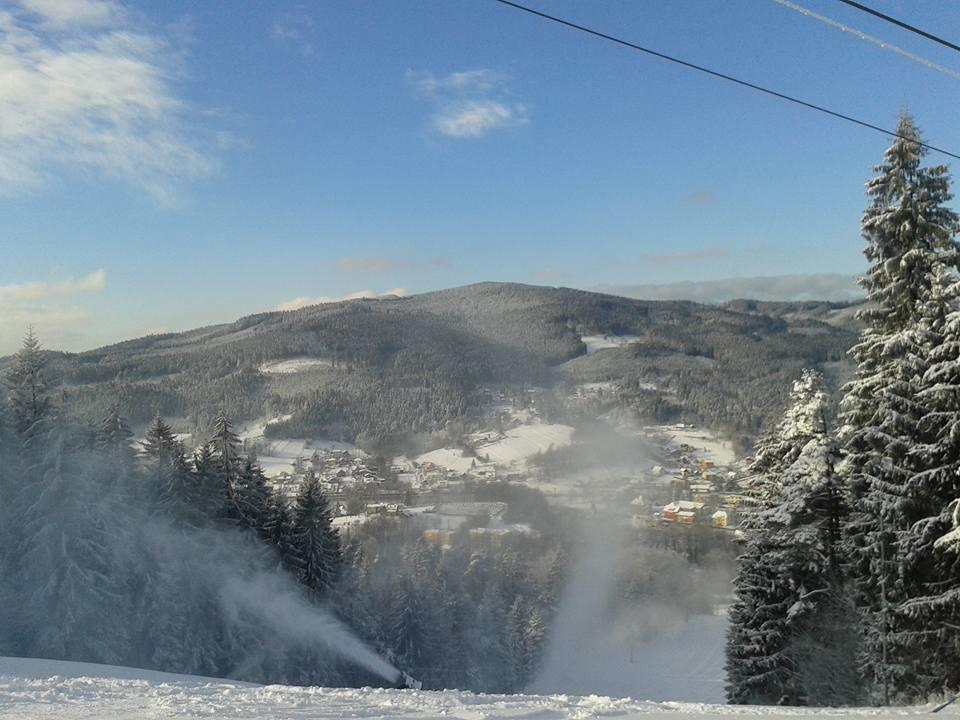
2, 0, 959, 353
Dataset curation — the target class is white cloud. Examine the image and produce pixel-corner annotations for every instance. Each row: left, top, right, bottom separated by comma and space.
271, 7, 316, 57
18, 0, 121, 27
0, 269, 108, 354
434, 101, 526, 138
0, 268, 106, 302
408, 69, 498, 96
0, 0, 219, 202
274, 288, 409, 312
408, 68, 528, 139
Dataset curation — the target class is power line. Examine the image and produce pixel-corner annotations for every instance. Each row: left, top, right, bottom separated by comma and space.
491, 0, 960, 161
835, 0, 960, 54
774, 0, 960, 81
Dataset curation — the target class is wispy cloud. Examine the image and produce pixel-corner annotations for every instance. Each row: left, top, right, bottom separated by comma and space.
0, 269, 107, 302
407, 68, 528, 139
0, 269, 108, 354
271, 7, 316, 57
409, 69, 499, 97
18, 0, 121, 27
275, 288, 409, 312
641, 248, 729, 264
0, 0, 220, 202
434, 101, 527, 138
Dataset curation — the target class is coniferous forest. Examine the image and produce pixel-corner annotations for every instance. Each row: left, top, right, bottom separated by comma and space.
0, 345, 565, 690
726, 114, 960, 706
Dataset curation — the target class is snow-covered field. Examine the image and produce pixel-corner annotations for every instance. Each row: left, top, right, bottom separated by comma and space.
416, 446, 477, 474
582, 334, 640, 354
0, 657, 935, 719
481, 423, 575, 465
648, 425, 737, 466
236, 417, 362, 478
259, 357, 333, 374
417, 423, 575, 473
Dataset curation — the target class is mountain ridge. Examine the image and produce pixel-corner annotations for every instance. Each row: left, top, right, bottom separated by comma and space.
1, 282, 860, 452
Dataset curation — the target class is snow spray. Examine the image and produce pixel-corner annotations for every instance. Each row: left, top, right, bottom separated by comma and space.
220, 573, 399, 682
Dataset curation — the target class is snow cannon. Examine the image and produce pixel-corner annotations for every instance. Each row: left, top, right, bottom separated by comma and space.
395, 670, 422, 690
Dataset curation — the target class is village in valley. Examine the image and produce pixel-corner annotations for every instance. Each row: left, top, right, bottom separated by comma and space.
221, 367, 754, 554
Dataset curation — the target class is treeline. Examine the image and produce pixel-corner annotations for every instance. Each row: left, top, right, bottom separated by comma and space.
726, 115, 960, 706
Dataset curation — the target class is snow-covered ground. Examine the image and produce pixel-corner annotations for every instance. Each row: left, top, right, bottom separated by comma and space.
416, 423, 575, 474
259, 357, 333, 374
0, 656, 936, 719
236, 417, 362, 478
480, 423, 575, 466
582, 334, 640, 354
416, 447, 478, 474
647, 425, 737, 467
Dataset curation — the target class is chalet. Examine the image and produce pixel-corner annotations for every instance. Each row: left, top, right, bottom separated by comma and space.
661, 499, 705, 522
712, 509, 729, 528
689, 483, 712, 498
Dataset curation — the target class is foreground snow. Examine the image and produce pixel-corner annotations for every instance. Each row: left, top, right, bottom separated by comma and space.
0, 657, 940, 720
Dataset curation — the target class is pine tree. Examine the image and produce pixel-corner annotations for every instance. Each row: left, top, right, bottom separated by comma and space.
522, 607, 546, 683
96, 405, 133, 457
7, 328, 50, 437
893, 273, 960, 696
208, 411, 242, 520
727, 370, 850, 705
20, 415, 129, 664
143, 413, 177, 459
748, 369, 837, 503
290, 475, 342, 595
141, 414, 195, 512
839, 113, 960, 701
232, 457, 272, 533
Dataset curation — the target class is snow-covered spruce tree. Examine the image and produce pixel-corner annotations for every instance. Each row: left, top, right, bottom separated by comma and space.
289, 475, 343, 596
233, 457, 272, 534
20, 414, 131, 664
746, 368, 836, 504
208, 410, 243, 521
839, 114, 960, 701
7, 328, 50, 438
142, 414, 197, 516
894, 271, 960, 696
727, 369, 852, 705
96, 405, 133, 458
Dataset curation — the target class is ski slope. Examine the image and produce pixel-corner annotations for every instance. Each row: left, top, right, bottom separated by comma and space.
0, 657, 940, 719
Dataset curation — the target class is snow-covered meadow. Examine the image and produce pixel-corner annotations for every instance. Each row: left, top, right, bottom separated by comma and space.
581, 334, 641, 355
416, 422, 575, 473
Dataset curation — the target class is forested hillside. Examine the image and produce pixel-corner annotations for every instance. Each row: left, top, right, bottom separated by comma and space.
0, 283, 857, 453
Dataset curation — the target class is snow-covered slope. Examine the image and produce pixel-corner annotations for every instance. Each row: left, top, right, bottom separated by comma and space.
0, 657, 936, 719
